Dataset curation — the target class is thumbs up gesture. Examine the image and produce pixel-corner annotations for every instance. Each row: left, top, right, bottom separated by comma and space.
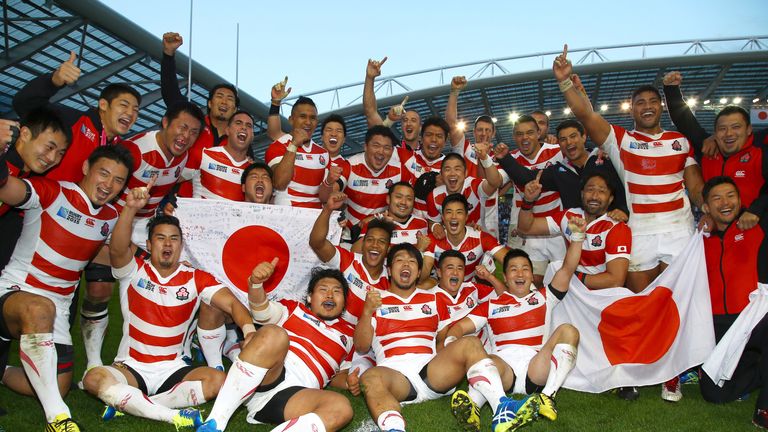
52, 51, 81, 87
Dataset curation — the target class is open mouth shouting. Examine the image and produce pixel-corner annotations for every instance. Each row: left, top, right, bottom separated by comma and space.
117, 115, 133, 131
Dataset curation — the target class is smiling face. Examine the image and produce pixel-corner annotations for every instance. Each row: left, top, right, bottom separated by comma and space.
225, 112, 254, 155
79, 157, 129, 207
631, 90, 663, 132
440, 158, 466, 194
146, 223, 182, 271
17, 126, 69, 174
387, 184, 415, 220
473, 120, 495, 145
420, 124, 446, 161
159, 112, 202, 159
289, 103, 319, 140
100, 92, 139, 138
322, 121, 345, 156
388, 249, 420, 291
503, 256, 534, 296
401, 111, 421, 142
437, 256, 465, 295
442, 200, 468, 237
362, 227, 390, 269
531, 112, 549, 140
703, 182, 741, 229
364, 134, 394, 171
581, 175, 613, 217
513, 120, 540, 159
715, 113, 752, 157
557, 126, 587, 162
207, 88, 237, 123
243, 167, 273, 204
308, 277, 346, 320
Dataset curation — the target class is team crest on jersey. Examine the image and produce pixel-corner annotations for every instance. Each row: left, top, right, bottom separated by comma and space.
137, 278, 155, 292
421, 304, 432, 315
386, 179, 394, 188
591, 235, 603, 247
671, 140, 682, 151
641, 159, 657, 170
340, 335, 348, 346
466, 251, 477, 261
466, 297, 475, 308
740, 153, 751, 163
174, 166, 181, 177
56, 206, 82, 225
175, 287, 190, 301
526, 296, 539, 306
319, 155, 326, 166
492, 305, 510, 315
544, 162, 552, 168
100, 222, 110, 237
80, 124, 96, 142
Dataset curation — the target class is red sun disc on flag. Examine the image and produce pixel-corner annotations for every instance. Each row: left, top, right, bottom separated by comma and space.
222, 226, 290, 294
597, 287, 680, 365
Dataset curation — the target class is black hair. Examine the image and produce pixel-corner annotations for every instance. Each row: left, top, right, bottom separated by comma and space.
291, 96, 317, 115
388, 180, 414, 196
555, 119, 585, 137
100, 83, 142, 106
386, 242, 423, 271
165, 101, 205, 129
631, 85, 662, 103
442, 193, 469, 213
438, 249, 466, 267
20, 107, 71, 144
208, 83, 240, 107
715, 105, 750, 127
307, 267, 349, 301
514, 114, 539, 131
227, 110, 255, 126
420, 116, 450, 138
240, 161, 273, 185
580, 171, 615, 197
503, 248, 533, 273
702, 176, 739, 202
86, 144, 135, 178
441, 152, 466, 168
147, 214, 182, 239
366, 218, 395, 242
474, 115, 495, 129
365, 125, 398, 146
322, 114, 347, 136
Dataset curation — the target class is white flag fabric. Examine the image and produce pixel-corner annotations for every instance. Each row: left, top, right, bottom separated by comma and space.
175, 198, 342, 305
703, 283, 768, 387
546, 232, 715, 393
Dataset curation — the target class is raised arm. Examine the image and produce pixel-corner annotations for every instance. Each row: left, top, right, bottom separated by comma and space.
446, 76, 467, 149
475, 140, 503, 194
475, 264, 506, 296
353, 289, 381, 353
309, 191, 346, 262
662, 71, 710, 158
12, 52, 83, 125
110, 176, 157, 269
270, 126, 308, 190
160, 32, 186, 109
363, 57, 387, 128
550, 216, 586, 292
553, 44, 611, 146
267, 77, 291, 140
247, 258, 284, 326
517, 171, 551, 235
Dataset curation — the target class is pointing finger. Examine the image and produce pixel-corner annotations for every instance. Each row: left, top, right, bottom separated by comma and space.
146, 174, 158, 191
67, 51, 76, 63
379, 56, 388, 66
563, 44, 568, 58
270, 257, 279, 266
400, 95, 409, 107
535, 170, 543, 182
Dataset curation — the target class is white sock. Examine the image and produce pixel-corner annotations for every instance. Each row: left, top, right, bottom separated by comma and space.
81, 300, 109, 369
149, 380, 206, 408
542, 344, 577, 396
223, 322, 241, 363
197, 325, 225, 369
377, 410, 405, 431
270, 412, 327, 431
206, 356, 269, 430
100, 382, 175, 422
467, 358, 506, 414
467, 385, 488, 408
19, 333, 69, 422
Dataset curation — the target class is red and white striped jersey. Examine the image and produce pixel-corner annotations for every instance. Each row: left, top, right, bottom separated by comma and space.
266, 134, 330, 208
602, 125, 696, 235
424, 226, 504, 282
360, 214, 429, 246
343, 152, 413, 226
546, 208, 632, 275
0, 178, 116, 297
114, 131, 187, 218
468, 286, 564, 351
426, 177, 489, 228
432, 282, 496, 326
453, 137, 483, 179
330, 154, 351, 191
510, 143, 563, 218
181, 145, 249, 201
370, 289, 451, 361
327, 246, 389, 325
403, 150, 444, 181
275, 300, 355, 388
113, 258, 223, 364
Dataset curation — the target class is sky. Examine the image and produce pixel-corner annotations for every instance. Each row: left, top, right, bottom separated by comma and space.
101, 0, 767, 112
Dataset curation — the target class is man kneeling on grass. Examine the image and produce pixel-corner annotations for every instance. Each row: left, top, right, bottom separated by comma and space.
445, 224, 584, 431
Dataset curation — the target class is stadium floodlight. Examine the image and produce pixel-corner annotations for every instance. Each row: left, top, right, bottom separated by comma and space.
563, 107, 571, 115
491, 117, 498, 123
621, 102, 630, 110
733, 97, 742, 104
686, 98, 697, 107
703, 99, 710, 105
720, 97, 728, 104
600, 104, 608, 112
509, 112, 520, 123
544, 111, 552, 116
457, 121, 466, 131
753, 98, 760, 103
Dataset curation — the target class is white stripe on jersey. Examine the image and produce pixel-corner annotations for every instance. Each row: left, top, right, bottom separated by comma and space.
182, 146, 250, 201
344, 152, 411, 226
266, 134, 329, 208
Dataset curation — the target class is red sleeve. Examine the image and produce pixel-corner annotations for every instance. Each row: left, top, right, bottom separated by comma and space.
278, 299, 299, 314
605, 223, 632, 255
470, 177, 484, 195
185, 141, 205, 170
479, 230, 501, 252
336, 246, 353, 269
436, 294, 451, 323
426, 191, 440, 221
119, 140, 143, 172
265, 141, 287, 167
610, 124, 627, 151
27, 177, 62, 208
468, 300, 489, 319
193, 269, 223, 294
474, 283, 496, 302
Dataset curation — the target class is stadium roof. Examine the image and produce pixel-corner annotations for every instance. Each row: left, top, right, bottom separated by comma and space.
2, 1, 766, 159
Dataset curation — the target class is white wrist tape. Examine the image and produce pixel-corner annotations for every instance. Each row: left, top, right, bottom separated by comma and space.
242, 323, 256, 336
250, 300, 281, 325
382, 117, 395, 128
286, 143, 298, 153
570, 232, 586, 242
480, 156, 494, 168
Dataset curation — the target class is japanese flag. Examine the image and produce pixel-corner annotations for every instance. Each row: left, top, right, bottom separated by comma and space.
175, 198, 342, 305
751, 108, 768, 125
547, 232, 715, 393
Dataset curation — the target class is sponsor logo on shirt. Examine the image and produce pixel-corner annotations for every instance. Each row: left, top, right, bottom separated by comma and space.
232, 168, 241, 175
492, 305, 510, 315
56, 206, 82, 225
652, 141, 663, 148
735, 170, 746, 178
137, 278, 155, 292
629, 142, 649, 150
162, 169, 170, 176
80, 124, 96, 142
734, 233, 745, 242
403, 305, 413, 311
346, 274, 364, 289
85, 217, 95, 227
175, 287, 190, 300
380, 306, 400, 316
302, 313, 321, 327
141, 169, 160, 178
352, 180, 369, 187
296, 154, 304, 161
207, 163, 228, 173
